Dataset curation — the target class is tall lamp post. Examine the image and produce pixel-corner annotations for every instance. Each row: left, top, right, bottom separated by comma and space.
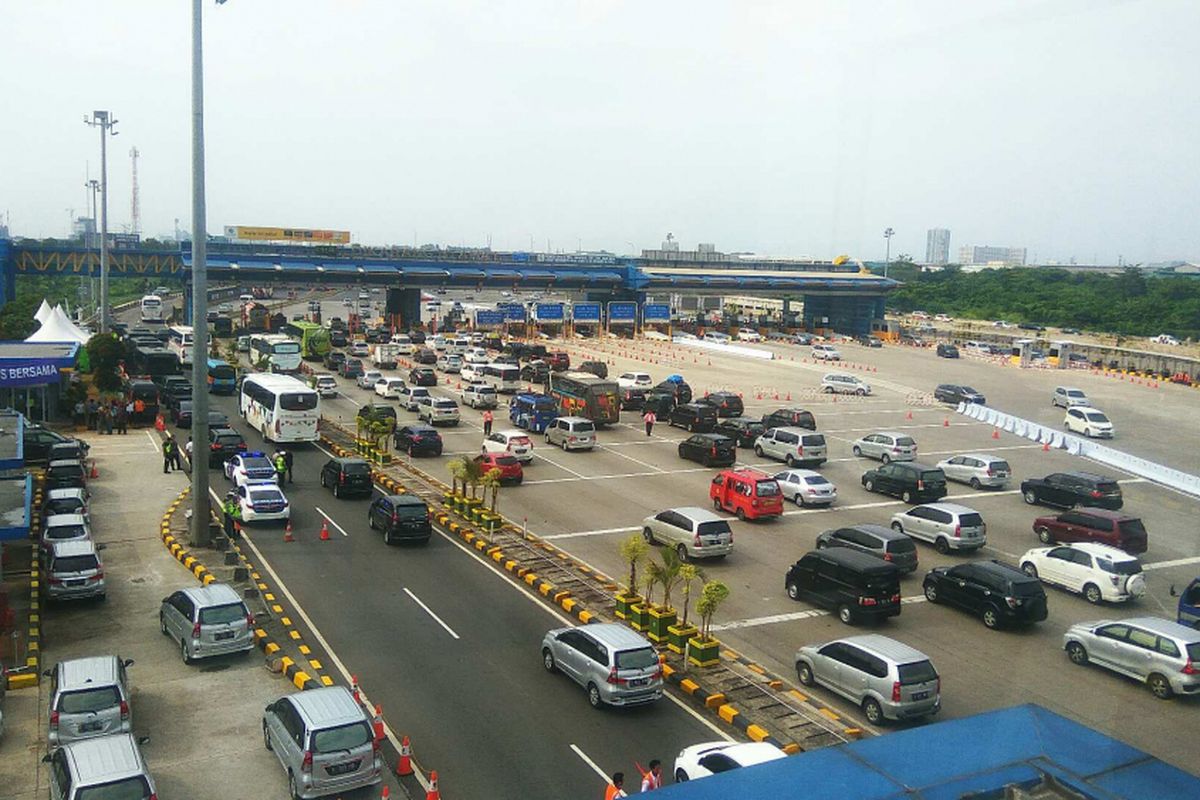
83, 112, 118, 333
883, 227, 895, 278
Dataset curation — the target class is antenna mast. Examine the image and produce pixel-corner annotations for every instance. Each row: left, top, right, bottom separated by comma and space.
129, 146, 141, 236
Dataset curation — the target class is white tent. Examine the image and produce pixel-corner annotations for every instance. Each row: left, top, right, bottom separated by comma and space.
25, 306, 90, 345
34, 299, 53, 325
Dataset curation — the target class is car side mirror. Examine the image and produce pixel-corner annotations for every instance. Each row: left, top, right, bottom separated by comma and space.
42, 754, 52, 763
123, 658, 135, 668
137, 735, 151, 745
1169, 584, 1177, 597
161, 597, 171, 605
43, 669, 52, 678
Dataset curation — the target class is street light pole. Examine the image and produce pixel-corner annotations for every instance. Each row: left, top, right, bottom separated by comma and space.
190, 0, 213, 546
883, 227, 895, 279
84, 112, 118, 332
85, 179, 100, 314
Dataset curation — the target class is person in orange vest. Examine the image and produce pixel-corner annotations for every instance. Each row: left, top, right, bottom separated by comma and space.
603, 772, 627, 799
639, 760, 663, 791
482, 408, 494, 436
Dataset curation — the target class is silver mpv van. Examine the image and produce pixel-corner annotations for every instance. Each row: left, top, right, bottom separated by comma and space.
160, 583, 254, 663
795, 634, 941, 724
263, 686, 383, 800
1063, 616, 1200, 699
542, 623, 663, 708
890, 503, 987, 553
45, 655, 135, 747
46, 540, 106, 602
545, 416, 597, 451
754, 427, 827, 467
45, 733, 157, 800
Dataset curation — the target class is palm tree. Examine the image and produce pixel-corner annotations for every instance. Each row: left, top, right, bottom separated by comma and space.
447, 456, 468, 496
461, 455, 484, 500
696, 580, 730, 641
619, 534, 649, 596
678, 563, 706, 627
657, 547, 683, 611
481, 467, 502, 512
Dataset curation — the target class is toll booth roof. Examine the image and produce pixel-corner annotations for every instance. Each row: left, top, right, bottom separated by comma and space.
0, 342, 79, 360
0, 476, 31, 540
654, 704, 1200, 800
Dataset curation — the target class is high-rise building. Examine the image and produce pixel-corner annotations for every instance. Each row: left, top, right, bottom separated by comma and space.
958, 245, 1027, 266
925, 228, 950, 265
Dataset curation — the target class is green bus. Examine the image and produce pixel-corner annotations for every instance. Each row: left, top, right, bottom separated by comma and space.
547, 371, 621, 426
285, 320, 332, 360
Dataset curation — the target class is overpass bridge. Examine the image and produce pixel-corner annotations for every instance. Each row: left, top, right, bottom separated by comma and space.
0, 239, 898, 334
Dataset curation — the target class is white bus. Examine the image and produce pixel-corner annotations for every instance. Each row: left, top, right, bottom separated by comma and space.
167, 325, 211, 367
239, 374, 320, 443
480, 363, 521, 393
140, 295, 164, 323
249, 334, 302, 373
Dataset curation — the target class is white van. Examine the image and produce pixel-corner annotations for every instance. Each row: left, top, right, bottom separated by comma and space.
703, 332, 731, 344
389, 333, 414, 355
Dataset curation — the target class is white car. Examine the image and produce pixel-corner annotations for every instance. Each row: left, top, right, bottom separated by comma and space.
419, 397, 461, 426
236, 482, 290, 523
436, 354, 463, 373
934, 314, 953, 322
673, 741, 786, 782
672, 332, 698, 342
1052, 386, 1090, 408
851, 432, 917, 463
399, 386, 431, 412
460, 363, 482, 383
481, 429, 533, 463
1151, 334, 1180, 346
820, 373, 870, 396
430, 335, 448, 352
935, 453, 1010, 489
313, 373, 338, 398
224, 452, 279, 488
617, 372, 653, 390
375, 377, 407, 399
463, 348, 490, 365
348, 342, 371, 358
1065, 407, 1113, 438
736, 330, 762, 342
811, 343, 841, 361
1019, 542, 1145, 604
773, 469, 837, 507
357, 369, 384, 389
461, 382, 498, 409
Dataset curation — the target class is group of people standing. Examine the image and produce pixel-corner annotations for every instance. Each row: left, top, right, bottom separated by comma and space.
74, 397, 132, 436
605, 760, 664, 797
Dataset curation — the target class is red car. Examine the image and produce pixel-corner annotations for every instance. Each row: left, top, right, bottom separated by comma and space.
545, 351, 571, 372
709, 468, 784, 521
1032, 508, 1147, 555
475, 453, 523, 484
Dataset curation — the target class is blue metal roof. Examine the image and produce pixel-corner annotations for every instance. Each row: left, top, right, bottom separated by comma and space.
654, 705, 1200, 800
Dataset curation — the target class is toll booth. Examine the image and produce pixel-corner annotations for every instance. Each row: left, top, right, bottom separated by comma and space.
1049, 340, 1074, 368
1011, 338, 1034, 367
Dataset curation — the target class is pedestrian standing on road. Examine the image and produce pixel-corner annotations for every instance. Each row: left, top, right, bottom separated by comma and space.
115, 403, 128, 435
640, 760, 663, 792
86, 398, 98, 430
273, 450, 287, 486
282, 448, 294, 484
482, 408, 494, 436
162, 435, 176, 473
184, 436, 193, 465
98, 404, 112, 435
230, 495, 243, 541
642, 409, 656, 437
222, 491, 238, 540
73, 400, 85, 429
604, 772, 627, 799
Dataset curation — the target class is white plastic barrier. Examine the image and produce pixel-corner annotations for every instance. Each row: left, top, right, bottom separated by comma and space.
672, 338, 776, 361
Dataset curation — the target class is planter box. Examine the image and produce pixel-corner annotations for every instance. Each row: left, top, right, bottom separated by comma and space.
666, 622, 698, 655
687, 636, 721, 667
645, 606, 677, 644
481, 514, 502, 532
628, 603, 650, 632
442, 492, 455, 507
614, 592, 642, 620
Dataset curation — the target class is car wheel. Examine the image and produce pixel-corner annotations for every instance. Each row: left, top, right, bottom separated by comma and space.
924, 582, 939, 603
901, 490, 913, 504
701, 455, 711, 467
862, 697, 884, 725
1083, 583, 1103, 605
675, 768, 689, 783
676, 544, 689, 563
1036, 526, 1052, 544
837, 604, 855, 625
160, 613, 169, 636
1022, 562, 1039, 579
320, 473, 326, 487
643, 526, 655, 544
587, 683, 604, 709
288, 772, 301, 800
852, 445, 862, 457
712, 497, 722, 512
754, 445, 764, 457
935, 537, 950, 555
795, 494, 806, 507
542, 648, 556, 672
561, 440, 568, 451
981, 606, 1001, 629
180, 638, 192, 665
368, 514, 377, 531
1066, 641, 1088, 666
333, 483, 341, 499
1148, 673, 1173, 700
786, 581, 800, 601
864, 479, 875, 493
263, 722, 273, 751
856, 388, 866, 396
785, 454, 797, 467
969, 477, 981, 490
1023, 490, 1038, 505
688, 423, 695, 432
881, 453, 891, 465
823, 386, 834, 393
736, 507, 746, 521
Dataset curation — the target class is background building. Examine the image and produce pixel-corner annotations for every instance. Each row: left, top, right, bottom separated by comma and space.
958, 244, 1027, 266
925, 228, 951, 265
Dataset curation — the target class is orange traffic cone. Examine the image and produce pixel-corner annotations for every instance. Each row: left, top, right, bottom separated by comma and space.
382, 785, 391, 799
320, 521, 331, 541
284, 521, 295, 543
992, 428, 1001, 439
1042, 441, 1051, 452
943, 418, 950, 427
89, 460, 99, 479
397, 735, 414, 776
905, 410, 913, 420
372, 704, 385, 741
425, 771, 440, 800
351, 674, 360, 704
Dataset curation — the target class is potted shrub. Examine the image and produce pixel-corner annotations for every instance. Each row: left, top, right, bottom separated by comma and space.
446, 457, 469, 512
461, 457, 484, 516
667, 563, 703, 654
615, 535, 648, 620
645, 548, 681, 644
629, 572, 654, 632
688, 580, 730, 667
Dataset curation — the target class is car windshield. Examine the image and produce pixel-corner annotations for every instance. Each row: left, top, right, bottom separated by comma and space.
216, 434, 243, 445
615, 647, 658, 670
394, 502, 428, 519
53, 555, 99, 573
343, 462, 371, 475
803, 475, 831, 486
50, 464, 84, 477
58, 686, 120, 713
46, 525, 86, 539
510, 436, 531, 445
198, 602, 247, 625
755, 481, 780, 497
1068, 390, 1086, 398
697, 521, 732, 537
77, 776, 153, 800
244, 457, 272, 471
280, 393, 318, 411
248, 489, 284, 503
886, 538, 917, 553
990, 461, 1011, 472
897, 660, 938, 685
46, 499, 83, 515
802, 435, 825, 446
573, 421, 596, 432
312, 721, 372, 753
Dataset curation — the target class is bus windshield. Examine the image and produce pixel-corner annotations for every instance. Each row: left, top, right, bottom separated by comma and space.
280, 392, 318, 411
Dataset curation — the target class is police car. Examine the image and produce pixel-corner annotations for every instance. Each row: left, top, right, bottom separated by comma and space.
236, 482, 290, 523
224, 451, 279, 487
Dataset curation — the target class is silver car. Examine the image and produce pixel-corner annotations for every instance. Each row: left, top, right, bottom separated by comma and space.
45, 733, 157, 800
754, 427, 827, 467
890, 503, 987, 553
545, 416, 597, 451
46, 540, 106, 602
399, 385, 431, 412
773, 469, 837, 507
795, 634, 940, 724
641, 507, 733, 561
45, 655, 134, 747
935, 453, 1011, 489
821, 373, 871, 395
159, 583, 254, 663
1063, 616, 1200, 699
852, 431, 917, 463
357, 370, 383, 389
461, 382, 498, 409
1052, 386, 1091, 408
542, 623, 663, 708
420, 397, 461, 426
263, 686, 383, 800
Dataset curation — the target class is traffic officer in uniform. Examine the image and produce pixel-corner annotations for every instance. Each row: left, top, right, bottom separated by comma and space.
273, 450, 287, 486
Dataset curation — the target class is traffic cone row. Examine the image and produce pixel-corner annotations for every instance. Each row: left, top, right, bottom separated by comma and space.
425, 771, 440, 800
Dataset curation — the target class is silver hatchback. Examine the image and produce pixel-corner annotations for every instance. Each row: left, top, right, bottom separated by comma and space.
852, 432, 917, 463
890, 503, 987, 553
641, 507, 734, 561
935, 453, 1011, 489
1063, 616, 1200, 699
160, 583, 254, 663
545, 416, 597, 451
795, 634, 940, 724
542, 623, 663, 708
45, 655, 135, 747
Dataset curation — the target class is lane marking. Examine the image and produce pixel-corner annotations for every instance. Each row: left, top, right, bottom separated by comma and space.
599, 445, 668, 472
1143, 555, 1200, 572
313, 506, 351, 537
712, 596, 929, 631
544, 526, 642, 541
531, 450, 589, 479
403, 587, 461, 640
570, 744, 610, 783
780, 488, 1022, 517
145, 430, 161, 454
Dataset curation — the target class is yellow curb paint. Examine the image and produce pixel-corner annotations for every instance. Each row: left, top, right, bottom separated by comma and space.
264, 643, 280, 656
818, 708, 840, 721
263, 593, 276, 602
782, 743, 801, 755
767, 679, 783, 689
523, 572, 538, 585
578, 610, 594, 623
279, 657, 295, 671
722, 648, 741, 659
788, 690, 808, 702
8, 672, 38, 690
746, 663, 766, 675
746, 724, 770, 742
292, 672, 311, 690
844, 728, 863, 739
271, 605, 284, 614
298, 645, 311, 655
704, 694, 726, 709
308, 660, 323, 670
202, 574, 216, 585
280, 617, 293, 627
561, 598, 577, 612
320, 675, 335, 687
717, 704, 738, 723
289, 630, 302, 640
679, 679, 700, 694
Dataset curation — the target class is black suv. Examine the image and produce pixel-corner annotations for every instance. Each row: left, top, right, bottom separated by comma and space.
862, 462, 947, 504
653, 380, 693, 405
393, 424, 444, 456
339, 358, 364, 379
409, 367, 438, 387
677, 433, 736, 467
329, 330, 348, 348
668, 403, 717, 433
923, 561, 1048, 630
578, 361, 609, 379
784, 548, 902, 625
207, 427, 247, 467
23, 426, 89, 466
761, 407, 816, 431
933, 384, 985, 404
935, 343, 959, 358
520, 361, 549, 383
320, 458, 373, 499
716, 417, 766, 448
620, 388, 646, 411
697, 391, 744, 418
816, 524, 918, 574
368, 494, 431, 545
324, 350, 347, 370
641, 390, 676, 416
1020, 471, 1122, 510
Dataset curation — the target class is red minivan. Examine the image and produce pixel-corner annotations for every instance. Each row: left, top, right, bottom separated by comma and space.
710, 468, 784, 521
1032, 508, 1147, 555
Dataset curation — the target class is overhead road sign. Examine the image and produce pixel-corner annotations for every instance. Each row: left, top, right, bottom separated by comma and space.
572, 303, 601, 323
534, 303, 565, 322
608, 302, 637, 323
224, 226, 350, 244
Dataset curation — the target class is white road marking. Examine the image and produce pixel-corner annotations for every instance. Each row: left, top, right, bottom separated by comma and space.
313, 506, 350, 537
1142, 555, 1200, 572
403, 587, 461, 639
780, 488, 1022, 517
145, 430, 161, 454
570, 744, 610, 783
599, 445, 667, 472
544, 526, 642, 541
532, 450, 590, 479
712, 596, 929, 631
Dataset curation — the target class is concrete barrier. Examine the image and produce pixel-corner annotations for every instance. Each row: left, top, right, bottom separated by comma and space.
672, 338, 776, 361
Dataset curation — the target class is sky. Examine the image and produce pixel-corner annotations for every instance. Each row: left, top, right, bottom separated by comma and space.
1, 0, 1197, 264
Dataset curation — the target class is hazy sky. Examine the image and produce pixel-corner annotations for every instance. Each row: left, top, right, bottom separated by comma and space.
2, 0, 1196, 263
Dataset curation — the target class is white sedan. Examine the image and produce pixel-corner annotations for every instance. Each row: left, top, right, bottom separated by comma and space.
736, 330, 762, 342
236, 483, 290, 523
224, 452, 279, 488
463, 347, 490, 364
1019, 543, 1145, 604
773, 469, 837, 507
1064, 407, 1114, 438
313, 373, 338, 398
617, 372, 653, 390
357, 370, 384, 389
481, 429, 534, 463
348, 342, 371, 357
673, 741, 786, 782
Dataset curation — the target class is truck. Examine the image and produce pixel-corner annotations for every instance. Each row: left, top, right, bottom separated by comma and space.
285, 320, 332, 360
372, 343, 401, 370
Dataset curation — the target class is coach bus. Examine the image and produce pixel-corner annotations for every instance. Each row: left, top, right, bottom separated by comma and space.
547, 371, 620, 426
284, 320, 332, 360
239, 373, 320, 443
479, 363, 521, 393
140, 294, 164, 323
167, 325, 212, 368
130, 344, 181, 380
249, 334, 302, 373
206, 358, 237, 395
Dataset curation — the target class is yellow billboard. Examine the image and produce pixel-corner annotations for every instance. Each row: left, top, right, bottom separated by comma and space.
225, 226, 350, 244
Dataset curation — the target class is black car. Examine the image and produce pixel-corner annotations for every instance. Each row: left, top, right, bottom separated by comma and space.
520, 361, 549, 383
861, 462, 947, 504
172, 403, 229, 429
47, 441, 88, 464
1017, 322, 1046, 332
329, 330, 349, 348
320, 457, 374, 499
697, 391, 744, 418
1020, 471, 1122, 510
923, 561, 1048, 630
23, 427, 89, 466
207, 427, 247, 467
368, 494, 432, 545
677, 433, 737, 466
491, 354, 519, 367
936, 343, 960, 358
761, 407, 816, 431
413, 347, 438, 365
653, 380, 693, 405
815, 524, 919, 574
365, 327, 390, 344
409, 367, 438, 387
393, 424, 443, 456
339, 358, 364, 378
620, 388, 647, 411
933, 384, 985, 404
784, 549, 902, 625
161, 382, 194, 410
46, 459, 88, 491
668, 403, 717, 433
126, 381, 161, 422
578, 361, 609, 379
154, 374, 190, 391
358, 404, 397, 427
325, 351, 347, 370
641, 391, 676, 417
408, 330, 427, 345
715, 417, 766, 448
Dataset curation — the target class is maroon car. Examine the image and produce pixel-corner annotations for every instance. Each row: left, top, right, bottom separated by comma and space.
1032, 508, 1147, 555
545, 351, 571, 372
475, 453, 523, 484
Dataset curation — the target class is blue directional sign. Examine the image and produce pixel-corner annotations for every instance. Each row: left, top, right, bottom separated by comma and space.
534, 303, 564, 322
642, 304, 671, 322
572, 303, 601, 323
496, 303, 527, 322
608, 302, 637, 323
475, 310, 505, 327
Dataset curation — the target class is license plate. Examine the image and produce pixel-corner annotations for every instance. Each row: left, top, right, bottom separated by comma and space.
628, 678, 648, 687
325, 760, 362, 776
79, 721, 103, 732
912, 691, 930, 701
215, 631, 235, 641
66, 579, 85, 587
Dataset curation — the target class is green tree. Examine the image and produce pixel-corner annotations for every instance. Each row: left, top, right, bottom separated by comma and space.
447, 456, 467, 496
481, 467, 502, 512
86, 333, 126, 392
696, 580, 730, 640
678, 563, 706, 627
461, 455, 484, 499
619, 534, 649, 595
